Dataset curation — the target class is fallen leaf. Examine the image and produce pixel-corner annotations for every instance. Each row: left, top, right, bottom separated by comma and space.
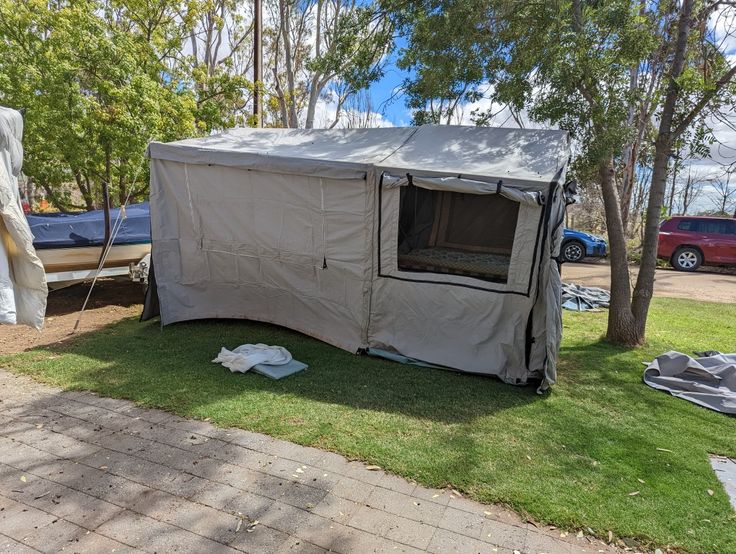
608, 530, 613, 543
20, 476, 26, 483
432, 494, 439, 498
451, 489, 462, 497
295, 468, 304, 474
526, 455, 532, 461
484, 511, 492, 516
707, 489, 714, 496
576, 530, 584, 538
365, 465, 381, 471
637, 478, 645, 484
628, 491, 640, 496
35, 424, 43, 429
656, 448, 673, 453
99, 466, 108, 470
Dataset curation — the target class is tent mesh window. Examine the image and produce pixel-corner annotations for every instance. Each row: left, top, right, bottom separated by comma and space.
397, 185, 519, 283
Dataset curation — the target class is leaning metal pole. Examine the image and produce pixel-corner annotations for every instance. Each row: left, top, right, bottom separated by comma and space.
253, 0, 263, 127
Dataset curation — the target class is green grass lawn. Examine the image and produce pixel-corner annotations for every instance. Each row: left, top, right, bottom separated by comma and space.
2, 297, 735, 553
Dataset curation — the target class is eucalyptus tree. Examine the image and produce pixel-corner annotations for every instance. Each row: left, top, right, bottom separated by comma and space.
267, 0, 394, 128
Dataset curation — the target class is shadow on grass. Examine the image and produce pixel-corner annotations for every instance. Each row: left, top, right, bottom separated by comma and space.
18, 316, 545, 425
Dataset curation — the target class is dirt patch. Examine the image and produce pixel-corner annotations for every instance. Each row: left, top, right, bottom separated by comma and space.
0, 279, 144, 355
563, 261, 736, 304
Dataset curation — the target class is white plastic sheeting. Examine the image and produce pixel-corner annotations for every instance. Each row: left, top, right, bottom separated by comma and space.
0, 107, 47, 329
212, 343, 292, 373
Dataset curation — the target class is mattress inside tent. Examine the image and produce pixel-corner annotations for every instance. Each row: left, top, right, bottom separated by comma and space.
398, 248, 510, 281
27, 202, 151, 249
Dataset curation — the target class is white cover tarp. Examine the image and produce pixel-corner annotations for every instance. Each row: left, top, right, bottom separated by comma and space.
0, 107, 47, 329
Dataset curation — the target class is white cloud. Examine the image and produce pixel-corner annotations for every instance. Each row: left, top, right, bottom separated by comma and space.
310, 90, 395, 129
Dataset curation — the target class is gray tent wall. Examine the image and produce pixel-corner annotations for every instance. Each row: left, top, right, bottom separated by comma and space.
146, 126, 569, 385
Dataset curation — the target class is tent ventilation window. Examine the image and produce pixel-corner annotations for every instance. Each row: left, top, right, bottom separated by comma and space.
397, 186, 519, 283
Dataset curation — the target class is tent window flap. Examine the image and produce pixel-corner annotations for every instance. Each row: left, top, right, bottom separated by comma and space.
397, 185, 519, 283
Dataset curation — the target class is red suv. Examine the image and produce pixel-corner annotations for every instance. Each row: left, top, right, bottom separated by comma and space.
658, 216, 736, 271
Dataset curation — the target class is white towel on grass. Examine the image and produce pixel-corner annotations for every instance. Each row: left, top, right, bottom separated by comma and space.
212, 344, 292, 373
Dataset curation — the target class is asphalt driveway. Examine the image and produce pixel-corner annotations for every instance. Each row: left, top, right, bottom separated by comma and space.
562, 262, 736, 304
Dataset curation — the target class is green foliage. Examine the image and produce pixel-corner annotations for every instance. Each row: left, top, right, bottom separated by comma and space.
0, 0, 247, 209
2, 297, 736, 552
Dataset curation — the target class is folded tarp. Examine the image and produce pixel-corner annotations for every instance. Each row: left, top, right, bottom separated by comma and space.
28, 202, 151, 249
643, 351, 736, 414
561, 282, 610, 311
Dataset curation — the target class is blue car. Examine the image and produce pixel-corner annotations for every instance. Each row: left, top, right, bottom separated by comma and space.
561, 228, 608, 263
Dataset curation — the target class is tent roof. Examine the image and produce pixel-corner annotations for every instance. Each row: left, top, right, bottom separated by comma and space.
148, 125, 569, 188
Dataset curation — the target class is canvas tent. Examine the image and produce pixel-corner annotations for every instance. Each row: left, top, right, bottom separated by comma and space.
0, 106, 47, 329
145, 125, 571, 386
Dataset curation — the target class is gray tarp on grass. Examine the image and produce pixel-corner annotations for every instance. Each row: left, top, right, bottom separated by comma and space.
561, 282, 610, 311
644, 351, 736, 414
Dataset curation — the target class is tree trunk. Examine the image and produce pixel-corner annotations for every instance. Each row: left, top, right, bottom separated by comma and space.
631, 0, 694, 341
599, 158, 640, 345
73, 171, 94, 211
667, 158, 679, 216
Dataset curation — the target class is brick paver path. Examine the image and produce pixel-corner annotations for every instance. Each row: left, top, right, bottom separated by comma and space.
0, 370, 625, 553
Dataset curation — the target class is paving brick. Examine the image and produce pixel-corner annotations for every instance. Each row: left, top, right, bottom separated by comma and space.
311, 494, 362, 524
92, 430, 151, 457
48, 402, 133, 432
20, 517, 89, 553
276, 480, 329, 510
0, 497, 57, 542
0, 439, 59, 471
438, 505, 486, 540
275, 536, 329, 554
428, 527, 505, 554
226, 429, 277, 453
524, 531, 574, 554
77, 448, 208, 500
374, 472, 417, 496
96, 509, 240, 554
328, 476, 374, 503
342, 461, 385, 486
366, 486, 445, 526
348, 505, 435, 550
13, 428, 100, 461
480, 519, 528, 549
48, 491, 124, 531
191, 483, 271, 520
0, 533, 39, 553
411, 486, 453, 506
62, 529, 140, 553
225, 522, 291, 553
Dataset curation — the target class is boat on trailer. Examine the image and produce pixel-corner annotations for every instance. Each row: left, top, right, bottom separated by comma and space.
27, 202, 151, 286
